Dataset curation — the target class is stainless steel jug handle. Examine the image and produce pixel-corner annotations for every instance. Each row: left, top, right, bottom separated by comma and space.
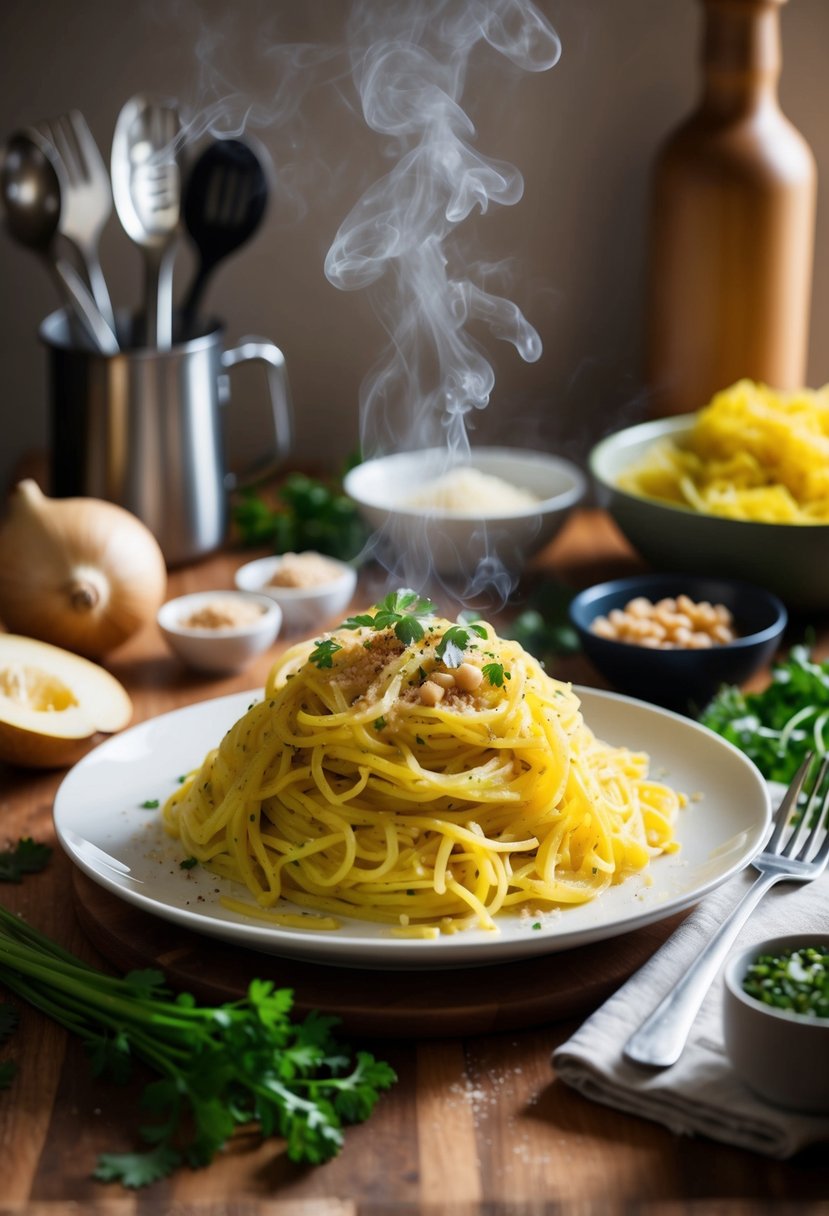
221, 338, 293, 490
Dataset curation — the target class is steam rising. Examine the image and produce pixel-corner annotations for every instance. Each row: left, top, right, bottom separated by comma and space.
325, 0, 560, 458
172, 0, 562, 602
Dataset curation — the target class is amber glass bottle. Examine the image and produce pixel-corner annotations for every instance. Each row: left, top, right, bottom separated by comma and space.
645, 0, 816, 416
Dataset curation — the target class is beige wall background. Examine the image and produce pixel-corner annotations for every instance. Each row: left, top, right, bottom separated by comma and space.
1, 0, 827, 495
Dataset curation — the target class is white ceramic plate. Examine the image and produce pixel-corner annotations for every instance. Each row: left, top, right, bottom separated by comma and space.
53, 687, 770, 970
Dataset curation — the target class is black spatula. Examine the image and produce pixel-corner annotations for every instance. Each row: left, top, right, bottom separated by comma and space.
180, 136, 270, 332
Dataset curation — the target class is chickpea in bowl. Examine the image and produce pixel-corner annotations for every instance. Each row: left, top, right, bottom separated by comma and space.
568, 573, 787, 715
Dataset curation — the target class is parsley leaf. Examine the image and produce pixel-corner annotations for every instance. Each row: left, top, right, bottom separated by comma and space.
482, 662, 509, 687
342, 589, 436, 646
0, 838, 52, 884
94, 1142, 182, 1189
309, 639, 343, 669
435, 623, 487, 668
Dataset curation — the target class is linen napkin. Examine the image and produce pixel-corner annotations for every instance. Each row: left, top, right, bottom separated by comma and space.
552, 867, 829, 1158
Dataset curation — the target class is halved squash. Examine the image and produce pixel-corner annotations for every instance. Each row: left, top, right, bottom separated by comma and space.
0, 634, 132, 768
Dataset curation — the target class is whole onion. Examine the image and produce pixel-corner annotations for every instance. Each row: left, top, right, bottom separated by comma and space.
0, 480, 167, 658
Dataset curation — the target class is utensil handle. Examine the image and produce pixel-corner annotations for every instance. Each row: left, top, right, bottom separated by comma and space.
84, 250, 117, 337
51, 256, 119, 355
221, 339, 292, 488
179, 261, 212, 335
623, 869, 778, 1068
144, 245, 176, 351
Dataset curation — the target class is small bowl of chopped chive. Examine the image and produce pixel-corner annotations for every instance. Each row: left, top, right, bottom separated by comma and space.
723, 934, 829, 1114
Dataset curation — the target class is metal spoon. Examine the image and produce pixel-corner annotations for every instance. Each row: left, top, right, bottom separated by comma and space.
180, 136, 270, 334
0, 130, 119, 354
111, 94, 181, 349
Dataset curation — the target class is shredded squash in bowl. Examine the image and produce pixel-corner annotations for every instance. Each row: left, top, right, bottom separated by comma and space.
618, 380, 829, 524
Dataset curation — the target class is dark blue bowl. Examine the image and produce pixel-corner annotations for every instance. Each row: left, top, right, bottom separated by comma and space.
568, 573, 788, 715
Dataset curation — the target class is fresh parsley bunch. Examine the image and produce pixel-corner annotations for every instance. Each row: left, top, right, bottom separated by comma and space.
700, 643, 829, 783
506, 579, 580, 665
0, 903, 395, 1188
233, 469, 367, 561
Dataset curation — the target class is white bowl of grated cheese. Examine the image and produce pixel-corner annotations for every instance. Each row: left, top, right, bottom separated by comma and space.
234, 551, 358, 635
343, 446, 586, 578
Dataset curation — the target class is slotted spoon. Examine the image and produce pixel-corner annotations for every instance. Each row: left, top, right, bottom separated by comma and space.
179, 136, 270, 333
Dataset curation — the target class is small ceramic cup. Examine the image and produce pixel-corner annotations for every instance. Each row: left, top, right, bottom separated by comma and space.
723, 933, 829, 1114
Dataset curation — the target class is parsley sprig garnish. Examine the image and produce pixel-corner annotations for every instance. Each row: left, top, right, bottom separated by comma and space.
310, 590, 491, 673
309, 638, 344, 669
435, 623, 488, 667
0, 903, 395, 1186
0, 838, 52, 884
342, 589, 436, 645
341, 589, 491, 668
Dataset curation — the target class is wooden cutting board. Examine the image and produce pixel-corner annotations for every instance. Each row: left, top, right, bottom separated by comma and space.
73, 868, 684, 1038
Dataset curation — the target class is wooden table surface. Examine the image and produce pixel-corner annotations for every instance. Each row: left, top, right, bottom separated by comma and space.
2, 508, 828, 1215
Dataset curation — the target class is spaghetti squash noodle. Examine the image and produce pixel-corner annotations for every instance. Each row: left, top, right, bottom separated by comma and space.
163, 599, 682, 934
618, 379, 829, 523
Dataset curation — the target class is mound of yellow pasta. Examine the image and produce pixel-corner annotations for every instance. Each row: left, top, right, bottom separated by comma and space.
163, 599, 681, 935
619, 379, 829, 523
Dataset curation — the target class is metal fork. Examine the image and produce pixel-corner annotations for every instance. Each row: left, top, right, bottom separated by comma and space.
624, 751, 829, 1068
35, 110, 117, 336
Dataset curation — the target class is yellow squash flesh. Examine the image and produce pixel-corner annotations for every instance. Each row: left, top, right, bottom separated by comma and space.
0, 635, 132, 768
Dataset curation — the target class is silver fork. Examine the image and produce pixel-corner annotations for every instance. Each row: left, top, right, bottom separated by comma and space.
624, 751, 829, 1068
35, 110, 117, 336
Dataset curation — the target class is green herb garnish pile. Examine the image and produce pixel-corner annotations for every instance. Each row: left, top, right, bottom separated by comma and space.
0, 902, 395, 1186
506, 579, 580, 666
742, 944, 829, 1018
700, 644, 829, 783
234, 468, 367, 561
342, 588, 437, 645
310, 590, 499, 682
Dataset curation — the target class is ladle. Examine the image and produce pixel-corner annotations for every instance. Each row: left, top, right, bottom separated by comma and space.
0, 130, 119, 354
